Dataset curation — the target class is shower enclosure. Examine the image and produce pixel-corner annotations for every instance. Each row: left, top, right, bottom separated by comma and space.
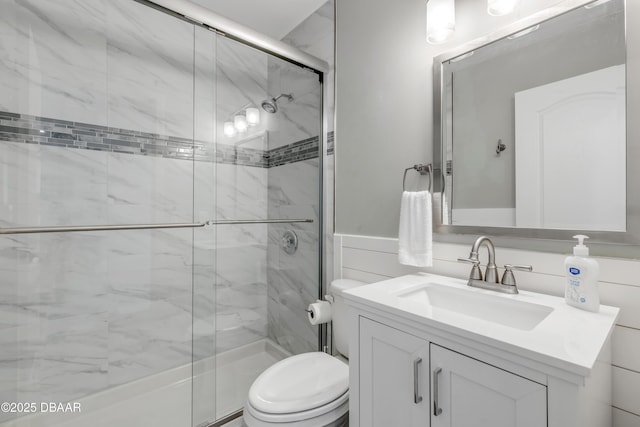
0, 1, 325, 426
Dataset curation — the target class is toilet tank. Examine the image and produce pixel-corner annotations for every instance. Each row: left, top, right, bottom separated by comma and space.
329, 279, 365, 358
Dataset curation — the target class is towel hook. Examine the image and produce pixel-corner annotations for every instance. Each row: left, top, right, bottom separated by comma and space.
403, 164, 432, 192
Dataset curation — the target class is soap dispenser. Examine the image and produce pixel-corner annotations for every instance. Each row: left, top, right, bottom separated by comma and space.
564, 235, 600, 312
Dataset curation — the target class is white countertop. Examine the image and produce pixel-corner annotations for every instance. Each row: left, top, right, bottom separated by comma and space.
343, 272, 619, 379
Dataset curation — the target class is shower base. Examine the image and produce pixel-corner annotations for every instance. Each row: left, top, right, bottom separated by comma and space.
0, 339, 288, 427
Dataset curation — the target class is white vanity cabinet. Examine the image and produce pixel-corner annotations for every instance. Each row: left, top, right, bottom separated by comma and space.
430, 344, 546, 427
344, 273, 619, 427
358, 317, 430, 426
357, 317, 546, 427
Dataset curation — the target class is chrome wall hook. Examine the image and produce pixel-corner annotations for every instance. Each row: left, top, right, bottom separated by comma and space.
496, 139, 506, 155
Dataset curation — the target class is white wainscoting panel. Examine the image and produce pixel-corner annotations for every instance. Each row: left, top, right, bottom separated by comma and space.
614, 408, 640, 427
613, 367, 640, 416
335, 234, 640, 425
613, 326, 640, 373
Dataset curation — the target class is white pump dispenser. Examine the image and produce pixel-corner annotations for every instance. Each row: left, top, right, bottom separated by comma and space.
572, 234, 590, 256
564, 235, 600, 312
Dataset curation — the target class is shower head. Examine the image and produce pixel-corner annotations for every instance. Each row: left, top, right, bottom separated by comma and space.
260, 93, 294, 113
261, 99, 277, 114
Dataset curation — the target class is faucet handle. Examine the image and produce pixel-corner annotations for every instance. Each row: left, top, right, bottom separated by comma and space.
505, 264, 533, 272
458, 257, 483, 281
501, 264, 533, 286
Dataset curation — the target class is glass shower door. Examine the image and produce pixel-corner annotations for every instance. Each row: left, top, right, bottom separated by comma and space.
0, 1, 323, 426
0, 1, 203, 426
192, 34, 324, 425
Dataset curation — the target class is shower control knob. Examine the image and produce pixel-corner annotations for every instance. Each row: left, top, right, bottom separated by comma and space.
282, 230, 298, 255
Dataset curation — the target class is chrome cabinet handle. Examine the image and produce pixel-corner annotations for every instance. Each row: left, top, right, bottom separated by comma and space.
433, 367, 443, 416
413, 358, 423, 404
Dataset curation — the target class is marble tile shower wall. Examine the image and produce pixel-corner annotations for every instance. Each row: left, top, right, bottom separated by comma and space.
216, 37, 270, 151
0, 0, 266, 416
0, 141, 200, 413
281, 0, 336, 301
0, 0, 195, 139
0, 0, 327, 416
267, 159, 320, 354
264, 59, 322, 355
281, 0, 335, 134
265, 0, 334, 355
266, 58, 323, 150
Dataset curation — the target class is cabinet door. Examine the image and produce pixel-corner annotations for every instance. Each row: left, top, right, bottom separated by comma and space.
431, 344, 547, 427
359, 317, 430, 427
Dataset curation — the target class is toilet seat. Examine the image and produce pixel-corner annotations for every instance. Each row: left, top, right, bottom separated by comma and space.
249, 352, 348, 414
245, 390, 348, 424
245, 352, 349, 426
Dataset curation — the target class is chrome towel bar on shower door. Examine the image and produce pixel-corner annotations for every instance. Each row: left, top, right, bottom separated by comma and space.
206, 219, 313, 225
0, 219, 314, 235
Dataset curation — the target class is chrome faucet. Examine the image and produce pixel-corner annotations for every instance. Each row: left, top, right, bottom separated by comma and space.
458, 236, 532, 294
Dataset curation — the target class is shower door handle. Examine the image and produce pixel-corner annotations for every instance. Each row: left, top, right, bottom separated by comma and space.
0, 218, 313, 235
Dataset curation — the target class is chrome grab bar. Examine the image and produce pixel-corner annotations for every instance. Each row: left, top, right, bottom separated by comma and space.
0, 219, 313, 235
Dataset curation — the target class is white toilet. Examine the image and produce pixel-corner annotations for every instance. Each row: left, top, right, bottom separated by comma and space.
243, 279, 365, 427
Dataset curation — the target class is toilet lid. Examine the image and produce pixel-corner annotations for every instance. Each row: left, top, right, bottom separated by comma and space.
248, 352, 349, 414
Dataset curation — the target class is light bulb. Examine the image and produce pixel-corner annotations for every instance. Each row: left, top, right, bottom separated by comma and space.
246, 107, 260, 126
487, 0, 519, 16
426, 0, 455, 44
234, 114, 248, 133
223, 121, 236, 137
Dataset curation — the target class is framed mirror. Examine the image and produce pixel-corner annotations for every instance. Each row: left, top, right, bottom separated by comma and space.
432, 0, 640, 253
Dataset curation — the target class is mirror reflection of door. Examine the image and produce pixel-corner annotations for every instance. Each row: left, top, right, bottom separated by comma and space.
441, 0, 626, 232
514, 65, 626, 231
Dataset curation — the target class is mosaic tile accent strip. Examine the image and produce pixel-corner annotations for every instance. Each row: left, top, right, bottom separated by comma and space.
266, 136, 320, 167
0, 111, 267, 167
218, 144, 268, 167
0, 111, 327, 167
327, 131, 334, 155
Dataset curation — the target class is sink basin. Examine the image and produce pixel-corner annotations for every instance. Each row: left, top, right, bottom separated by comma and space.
343, 272, 620, 377
395, 283, 554, 331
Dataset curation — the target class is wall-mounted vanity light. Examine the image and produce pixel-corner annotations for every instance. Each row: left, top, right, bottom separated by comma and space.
487, 0, 519, 16
426, 0, 455, 44
246, 107, 260, 126
223, 121, 236, 137
223, 105, 260, 138
234, 113, 248, 133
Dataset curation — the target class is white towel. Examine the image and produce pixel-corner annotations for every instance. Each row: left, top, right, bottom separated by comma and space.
398, 190, 433, 267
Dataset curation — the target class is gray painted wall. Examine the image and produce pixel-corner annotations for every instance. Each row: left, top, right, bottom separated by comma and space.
335, 0, 574, 237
